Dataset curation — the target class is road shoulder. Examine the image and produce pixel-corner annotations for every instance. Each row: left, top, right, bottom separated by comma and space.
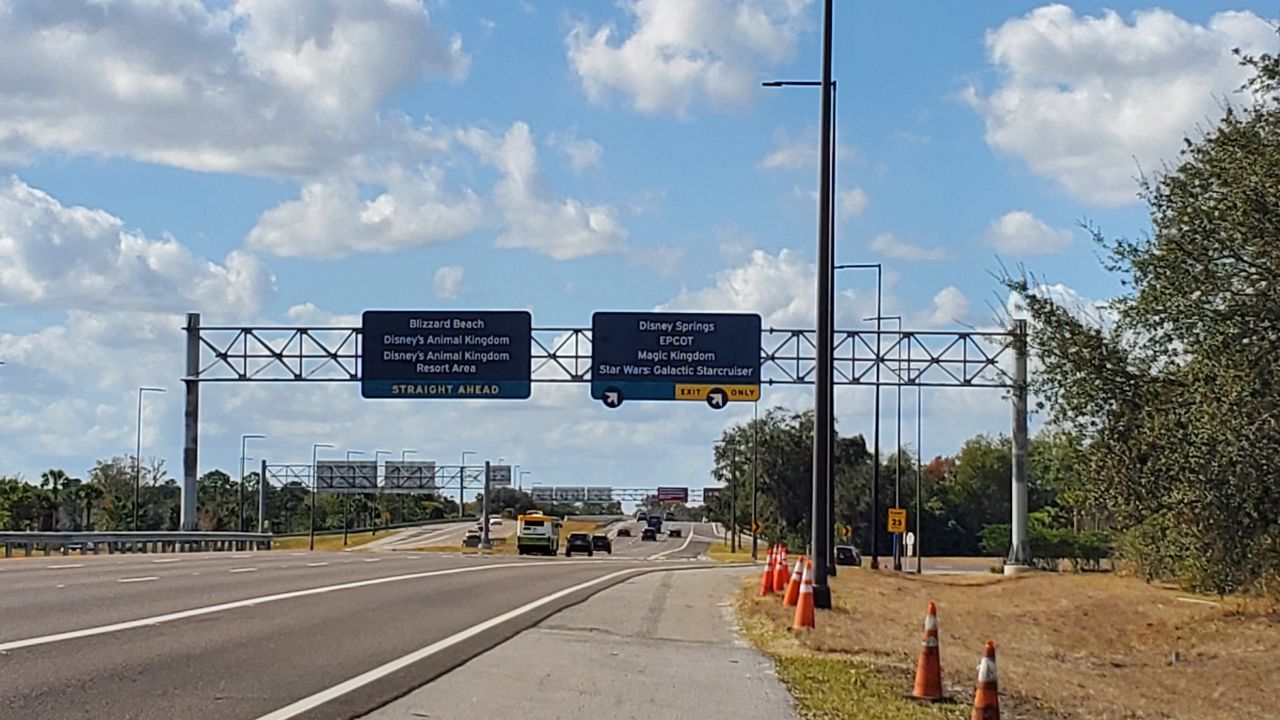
360, 566, 796, 720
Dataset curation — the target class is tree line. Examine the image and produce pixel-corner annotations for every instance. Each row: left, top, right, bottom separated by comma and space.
703, 407, 1101, 564
0, 460, 622, 534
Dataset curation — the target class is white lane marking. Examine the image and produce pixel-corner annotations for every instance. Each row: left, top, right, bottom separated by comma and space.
253, 567, 645, 720
45, 564, 85, 569
229, 567, 258, 573
152, 558, 181, 564
289, 553, 306, 557
363, 558, 381, 563
306, 562, 329, 567
649, 528, 695, 560
55, 584, 65, 589
0, 561, 590, 653
117, 576, 159, 584
233, 554, 252, 559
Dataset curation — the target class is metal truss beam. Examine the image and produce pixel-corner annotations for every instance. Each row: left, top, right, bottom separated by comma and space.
189, 325, 1016, 389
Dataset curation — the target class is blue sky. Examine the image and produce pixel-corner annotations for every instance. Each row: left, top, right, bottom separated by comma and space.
1, 1, 1276, 495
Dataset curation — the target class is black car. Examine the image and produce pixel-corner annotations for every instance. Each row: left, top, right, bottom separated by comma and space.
591, 534, 612, 554
667, 527, 682, 538
565, 532, 593, 557
834, 545, 862, 566
616, 527, 632, 537
641, 527, 658, 541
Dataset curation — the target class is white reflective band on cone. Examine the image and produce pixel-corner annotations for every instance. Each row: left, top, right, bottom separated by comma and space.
923, 636, 939, 647
924, 613, 938, 630
977, 655, 998, 683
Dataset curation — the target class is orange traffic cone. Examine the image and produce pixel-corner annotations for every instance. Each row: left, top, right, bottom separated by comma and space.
791, 559, 815, 630
971, 641, 999, 720
911, 602, 945, 700
759, 546, 776, 596
782, 556, 804, 607
772, 546, 790, 592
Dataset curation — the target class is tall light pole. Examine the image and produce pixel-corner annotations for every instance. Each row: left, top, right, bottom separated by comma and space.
373, 450, 390, 531
866, 314, 903, 570
764, 76, 839, 576
239, 433, 265, 532
519, 470, 531, 490
915, 372, 923, 574
460, 450, 475, 518
751, 401, 759, 561
310, 442, 334, 551
343, 450, 364, 545
134, 386, 166, 532
835, 262, 882, 569
397, 449, 417, 524
763, 0, 836, 607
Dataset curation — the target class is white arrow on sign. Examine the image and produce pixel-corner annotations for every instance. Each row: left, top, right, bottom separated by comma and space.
706, 388, 727, 409
603, 390, 622, 408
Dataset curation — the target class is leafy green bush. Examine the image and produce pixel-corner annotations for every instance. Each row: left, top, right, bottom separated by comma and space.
979, 521, 1112, 571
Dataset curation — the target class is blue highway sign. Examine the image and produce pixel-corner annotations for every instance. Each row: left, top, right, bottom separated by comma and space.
591, 312, 761, 406
361, 311, 531, 399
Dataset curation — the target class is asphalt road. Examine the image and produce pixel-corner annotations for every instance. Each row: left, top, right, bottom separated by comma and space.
602, 520, 711, 559
0, 549, 713, 720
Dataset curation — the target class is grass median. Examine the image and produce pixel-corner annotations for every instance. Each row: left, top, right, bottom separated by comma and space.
272, 531, 382, 551
707, 545, 758, 563
737, 566, 1280, 719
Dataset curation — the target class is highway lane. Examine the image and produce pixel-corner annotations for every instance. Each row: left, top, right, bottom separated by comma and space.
361, 521, 476, 550
0, 551, 499, 641
607, 520, 710, 560
0, 553, 696, 720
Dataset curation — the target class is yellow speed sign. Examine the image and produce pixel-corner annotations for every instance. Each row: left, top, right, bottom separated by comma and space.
887, 508, 907, 534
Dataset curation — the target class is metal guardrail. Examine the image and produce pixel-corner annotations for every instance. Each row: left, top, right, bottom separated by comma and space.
1, 531, 271, 558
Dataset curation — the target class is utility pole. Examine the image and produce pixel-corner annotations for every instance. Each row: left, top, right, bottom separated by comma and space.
809, 0, 836, 609
481, 461, 492, 550
730, 443, 738, 554
751, 401, 759, 561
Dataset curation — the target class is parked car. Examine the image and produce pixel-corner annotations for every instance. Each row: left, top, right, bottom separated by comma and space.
462, 530, 482, 548
591, 534, 612, 554
616, 527, 632, 537
565, 532, 594, 557
834, 545, 862, 567
641, 527, 658, 541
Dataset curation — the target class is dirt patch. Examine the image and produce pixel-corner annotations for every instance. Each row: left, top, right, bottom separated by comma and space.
741, 568, 1279, 719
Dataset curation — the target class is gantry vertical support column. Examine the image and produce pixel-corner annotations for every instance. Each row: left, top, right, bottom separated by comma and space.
1006, 319, 1032, 571
181, 312, 200, 531
810, 0, 835, 610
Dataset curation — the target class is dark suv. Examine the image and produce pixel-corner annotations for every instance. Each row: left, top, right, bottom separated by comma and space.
565, 532, 594, 557
591, 534, 612, 554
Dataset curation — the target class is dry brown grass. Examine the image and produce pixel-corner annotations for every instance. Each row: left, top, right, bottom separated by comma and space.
741, 568, 1280, 719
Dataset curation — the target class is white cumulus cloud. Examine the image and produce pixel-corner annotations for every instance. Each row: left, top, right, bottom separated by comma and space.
0, 0, 469, 177
548, 129, 604, 173
458, 122, 627, 260
0, 177, 272, 316
840, 187, 869, 220
567, 0, 811, 117
985, 210, 1073, 256
969, 5, 1277, 206
433, 265, 465, 298
869, 233, 948, 262
245, 166, 485, 259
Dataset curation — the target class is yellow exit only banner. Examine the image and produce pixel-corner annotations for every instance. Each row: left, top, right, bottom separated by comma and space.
674, 384, 761, 401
